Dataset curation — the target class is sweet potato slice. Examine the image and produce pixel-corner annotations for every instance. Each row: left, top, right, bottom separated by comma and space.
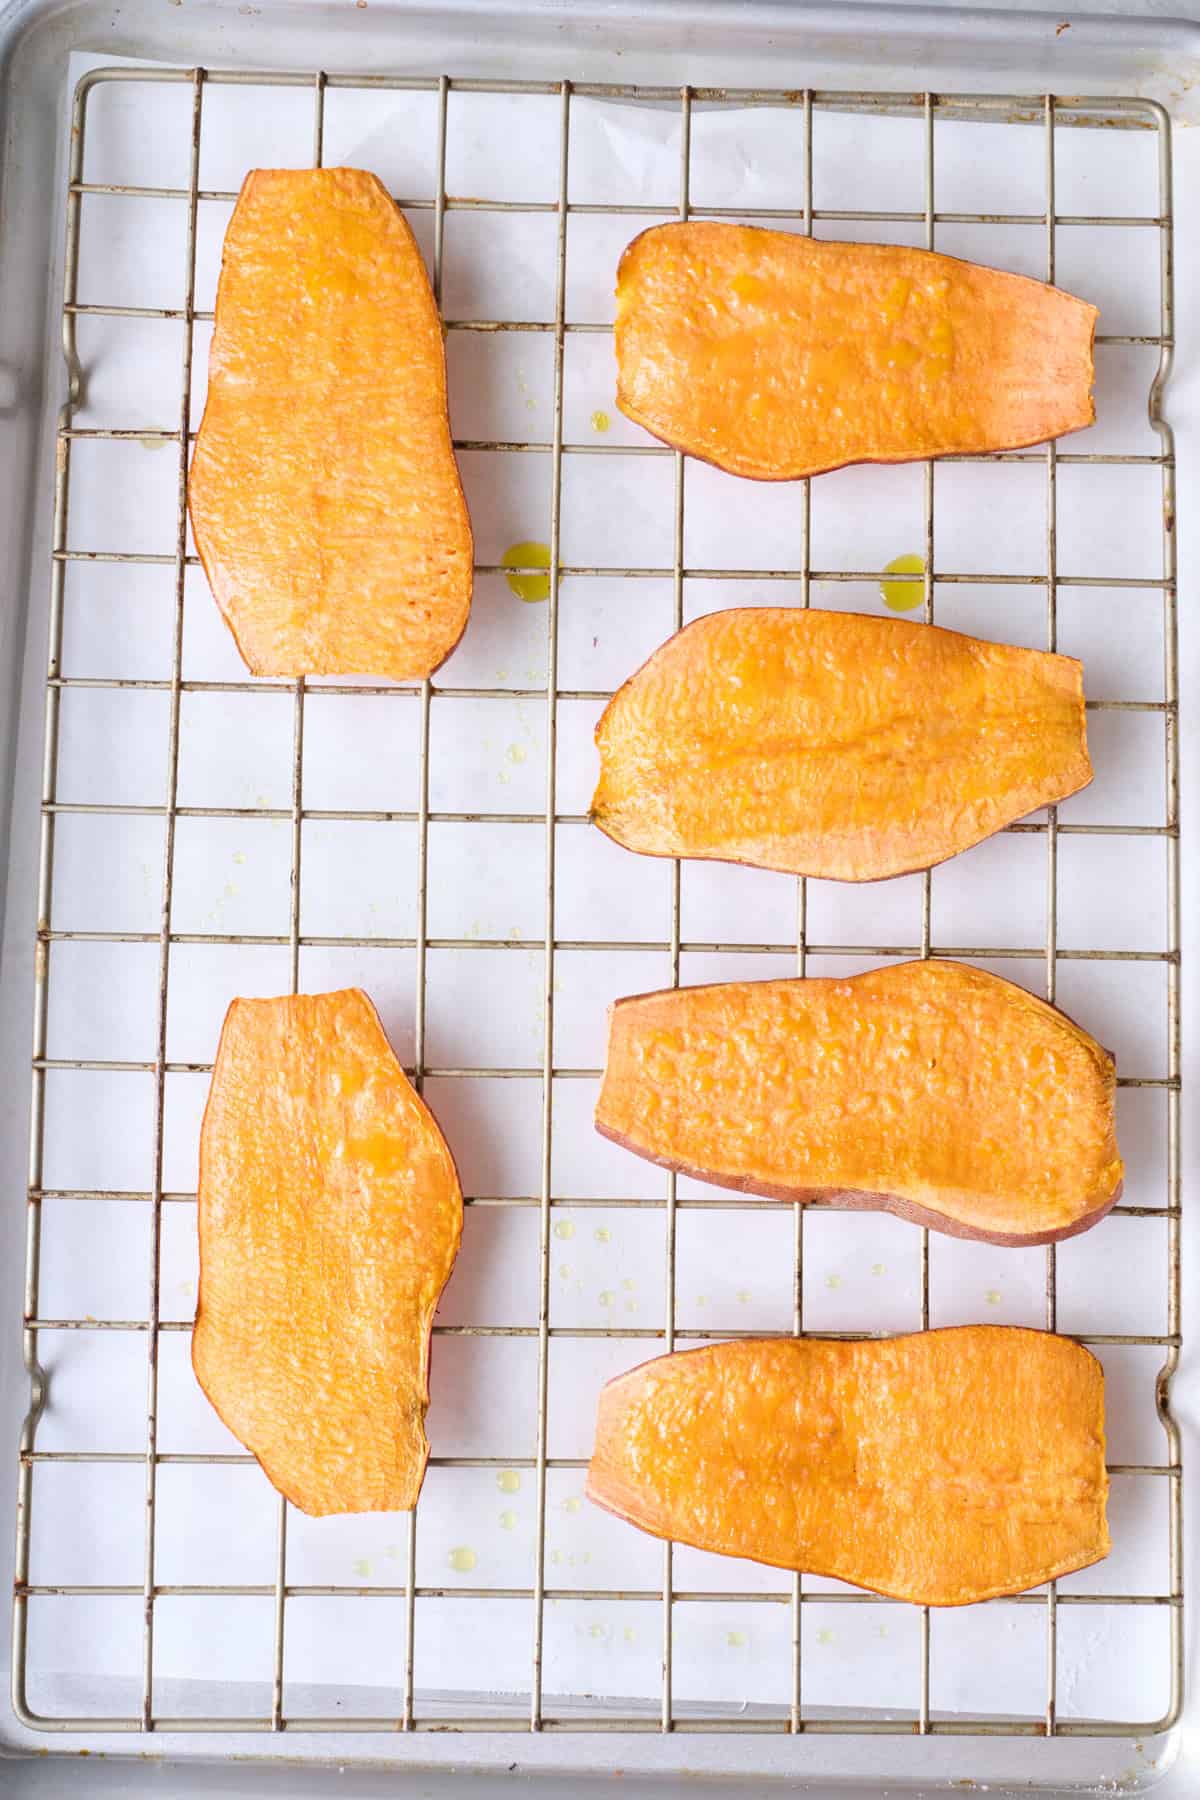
193, 989, 462, 1516
615, 221, 1097, 478
588, 1329, 1110, 1605
596, 960, 1122, 1245
189, 168, 472, 679
592, 608, 1091, 880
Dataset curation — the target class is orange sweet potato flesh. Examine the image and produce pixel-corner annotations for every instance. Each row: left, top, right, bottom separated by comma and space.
588, 1328, 1110, 1605
592, 609, 1092, 880
615, 222, 1097, 478
596, 960, 1122, 1245
189, 169, 472, 679
193, 988, 462, 1516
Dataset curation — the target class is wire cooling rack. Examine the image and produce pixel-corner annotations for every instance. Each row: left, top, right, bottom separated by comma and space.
10, 66, 1182, 1742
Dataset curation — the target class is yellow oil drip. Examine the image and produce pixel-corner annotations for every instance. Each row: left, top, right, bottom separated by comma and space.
731, 272, 765, 303
499, 1510, 518, 1531
590, 409, 611, 433
496, 1469, 521, 1494
881, 276, 910, 324
447, 1545, 477, 1573
553, 1218, 575, 1241
886, 339, 920, 372
502, 540, 551, 603
880, 552, 926, 613
343, 1131, 406, 1176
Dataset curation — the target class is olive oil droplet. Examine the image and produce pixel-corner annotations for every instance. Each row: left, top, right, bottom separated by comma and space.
880, 552, 925, 613
502, 540, 551, 604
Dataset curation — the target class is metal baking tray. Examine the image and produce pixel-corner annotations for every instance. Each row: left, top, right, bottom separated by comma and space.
0, 2, 1195, 1794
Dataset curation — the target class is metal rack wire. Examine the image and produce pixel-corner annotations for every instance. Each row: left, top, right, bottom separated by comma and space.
10, 67, 1182, 1742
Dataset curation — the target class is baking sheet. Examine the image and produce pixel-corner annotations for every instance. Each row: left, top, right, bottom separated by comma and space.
19, 52, 1177, 1731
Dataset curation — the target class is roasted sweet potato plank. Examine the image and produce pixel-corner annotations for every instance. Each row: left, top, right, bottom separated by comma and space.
592, 608, 1091, 881
588, 1329, 1110, 1605
190, 168, 472, 679
596, 960, 1122, 1245
193, 989, 462, 1516
615, 221, 1097, 478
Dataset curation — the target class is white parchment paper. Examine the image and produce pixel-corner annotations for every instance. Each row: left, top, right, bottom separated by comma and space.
25, 52, 1174, 1728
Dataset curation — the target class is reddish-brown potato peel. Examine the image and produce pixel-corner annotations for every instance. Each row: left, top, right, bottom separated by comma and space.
615, 221, 1097, 478
588, 1330, 1111, 1605
193, 989, 462, 1516
595, 961, 1122, 1245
